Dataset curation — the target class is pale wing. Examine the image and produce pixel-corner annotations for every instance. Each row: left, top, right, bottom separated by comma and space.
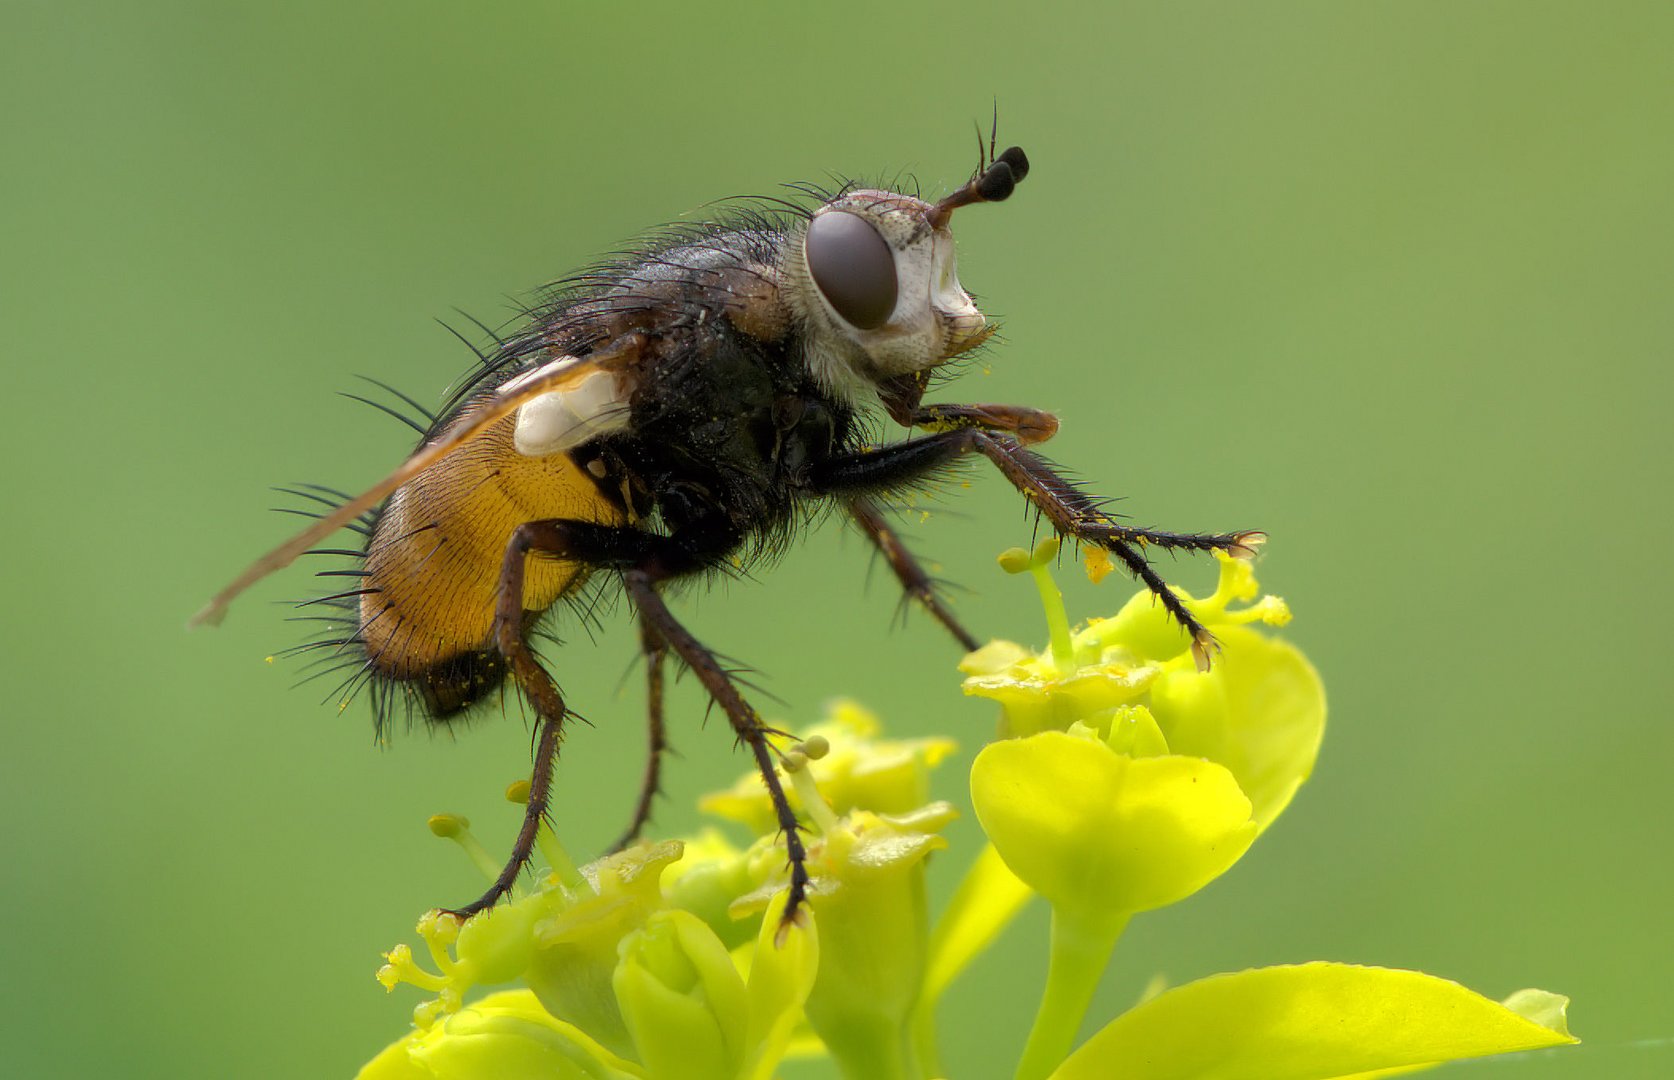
189, 335, 644, 628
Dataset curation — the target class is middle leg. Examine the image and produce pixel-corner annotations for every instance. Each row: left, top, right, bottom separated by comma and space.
623, 568, 810, 929
849, 497, 981, 652
610, 614, 669, 852
847, 401, 1066, 650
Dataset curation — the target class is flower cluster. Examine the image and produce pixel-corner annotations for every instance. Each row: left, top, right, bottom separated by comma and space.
359, 544, 1574, 1079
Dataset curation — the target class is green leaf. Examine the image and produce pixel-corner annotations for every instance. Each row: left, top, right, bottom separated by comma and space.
1051, 963, 1576, 1080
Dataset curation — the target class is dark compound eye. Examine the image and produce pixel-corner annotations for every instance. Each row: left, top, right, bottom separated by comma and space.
805, 210, 898, 330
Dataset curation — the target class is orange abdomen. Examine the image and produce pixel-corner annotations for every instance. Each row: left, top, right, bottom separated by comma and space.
357, 405, 627, 690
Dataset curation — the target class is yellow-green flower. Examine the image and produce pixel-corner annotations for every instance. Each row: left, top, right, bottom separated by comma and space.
374, 809, 585, 1029
657, 827, 769, 951
356, 989, 642, 1080
728, 734, 958, 1080
955, 541, 1327, 1080
614, 909, 747, 1080
970, 718, 1265, 1080
356, 543, 1575, 1080
962, 543, 1323, 834
701, 700, 956, 831
972, 723, 1259, 928
523, 841, 688, 1059
961, 543, 1323, 831
368, 819, 819, 1080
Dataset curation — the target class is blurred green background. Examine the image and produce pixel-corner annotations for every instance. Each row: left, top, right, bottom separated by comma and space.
4, 1, 1670, 1076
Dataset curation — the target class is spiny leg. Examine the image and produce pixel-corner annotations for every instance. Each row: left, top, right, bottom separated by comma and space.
441, 523, 574, 919
609, 614, 669, 852
623, 569, 810, 930
849, 497, 980, 651
441, 517, 677, 916
909, 403, 1258, 558
968, 431, 1263, 558
958, 432, 1253, 669
854, 401, 1063, 650
909, 402, 1060, 446
813, 425, 1263, 671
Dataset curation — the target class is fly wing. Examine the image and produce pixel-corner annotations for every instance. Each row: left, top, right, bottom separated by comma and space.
188, 334, 646, 628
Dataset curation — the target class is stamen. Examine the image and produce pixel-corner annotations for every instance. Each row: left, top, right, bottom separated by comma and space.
428, 814, 501, 883
784, 752, 841, 835
1000, 539, 1076, 671
415, 910, 459, 974
376, 942, 448, 994
505, 780, 583, 888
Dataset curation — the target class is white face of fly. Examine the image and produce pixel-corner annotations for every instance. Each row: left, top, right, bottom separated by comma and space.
788, 190, 992, 404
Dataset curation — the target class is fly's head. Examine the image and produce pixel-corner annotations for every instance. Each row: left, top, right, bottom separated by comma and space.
788, 146, 1029, 407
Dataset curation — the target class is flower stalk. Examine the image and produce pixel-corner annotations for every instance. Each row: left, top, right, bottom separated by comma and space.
1015, 910, 1130, 1080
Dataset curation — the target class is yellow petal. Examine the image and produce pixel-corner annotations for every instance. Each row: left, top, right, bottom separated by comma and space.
613, 911, 749, 1080
360, 990, 644, 1080
739, 891, 820, 1080
1147, 626, 1325, 832
971, 732, 1257, 923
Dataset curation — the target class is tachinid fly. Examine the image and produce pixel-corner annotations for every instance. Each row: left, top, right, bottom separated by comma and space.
193, 138, 1263, 928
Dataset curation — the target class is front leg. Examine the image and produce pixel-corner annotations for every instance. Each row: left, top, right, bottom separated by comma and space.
814, 428, 1263, 671
909, 402, 1059, 446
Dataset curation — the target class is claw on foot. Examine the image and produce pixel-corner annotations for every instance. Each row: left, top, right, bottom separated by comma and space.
1191, 628, 1219, 674
773, 892, 810, 948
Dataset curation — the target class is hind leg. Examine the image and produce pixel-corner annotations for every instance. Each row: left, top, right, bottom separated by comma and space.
442, 519, 667, 917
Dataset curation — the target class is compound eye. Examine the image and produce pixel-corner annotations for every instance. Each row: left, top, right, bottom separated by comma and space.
805, 211, 898, 330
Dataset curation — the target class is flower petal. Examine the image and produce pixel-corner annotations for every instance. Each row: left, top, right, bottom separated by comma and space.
358, 990, 645, 1080
739, 891, 820, 1080
700, 701, 955, 831
1147, 626, 1325, 831
971, 731, 1257, 923
613, 910, 749, 1080
1051, 963, 1575, 1080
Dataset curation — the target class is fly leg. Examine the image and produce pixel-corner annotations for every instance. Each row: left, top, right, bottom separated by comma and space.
844, 402, 1061, 650
623, 568, 809, 933
609, 614, 669, 852
908, 404, 1255, 553
909, 402, 1060, 446
848, 497, 980, 651
441, 518, 668, 918
814, 426, 1263, 672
